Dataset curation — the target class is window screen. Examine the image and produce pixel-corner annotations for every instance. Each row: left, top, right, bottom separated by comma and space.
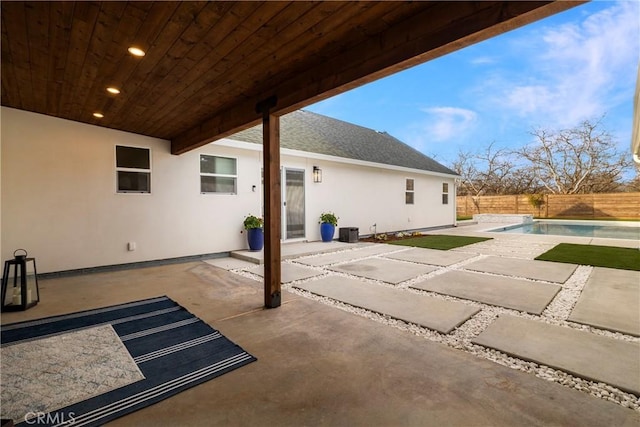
406, 179, 414, 204
200, 155, 237, 194
442, 182, 449, 204
116, 145, 151, 193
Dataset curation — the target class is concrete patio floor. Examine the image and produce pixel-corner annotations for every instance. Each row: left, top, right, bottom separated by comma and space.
2, 224, 639, 425
2, 261, 638, 427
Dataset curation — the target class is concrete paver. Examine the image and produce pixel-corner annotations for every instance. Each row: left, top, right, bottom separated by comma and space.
384, 247, 477, 266
465, 255, 577, 283
295, 244, 402, 266
246, 263, 325, 283
473, 315, 640, 395
295, 276, 480, 333
569, 267, 640, 337
411, 270, 561, 315
328, 258, 437, 284
452, 238, 558, 259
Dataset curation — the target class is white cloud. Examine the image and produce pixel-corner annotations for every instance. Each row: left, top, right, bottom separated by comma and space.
470, 56, 497, 65
481, 1, 639, 128
423, 107, 478, 141
400, 107, 478, 153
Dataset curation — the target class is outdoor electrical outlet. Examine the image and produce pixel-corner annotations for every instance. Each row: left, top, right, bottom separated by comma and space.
128, 242, 136, 251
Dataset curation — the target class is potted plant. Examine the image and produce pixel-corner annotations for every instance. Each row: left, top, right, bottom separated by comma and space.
243, 214, 264, 251
319, 212, 338, 242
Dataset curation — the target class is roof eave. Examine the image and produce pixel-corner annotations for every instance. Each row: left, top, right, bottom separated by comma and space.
216, 138, 460, 179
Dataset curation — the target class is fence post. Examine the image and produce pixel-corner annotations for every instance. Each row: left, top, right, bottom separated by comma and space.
545, 194, 549, 218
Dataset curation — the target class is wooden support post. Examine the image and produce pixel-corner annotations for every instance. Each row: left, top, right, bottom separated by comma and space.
256, 96, 281, 308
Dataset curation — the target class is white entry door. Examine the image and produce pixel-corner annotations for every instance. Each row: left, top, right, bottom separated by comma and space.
283, 168, 305, 240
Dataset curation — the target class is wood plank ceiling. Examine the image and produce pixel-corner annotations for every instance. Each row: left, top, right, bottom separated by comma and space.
1, 1, 582, 155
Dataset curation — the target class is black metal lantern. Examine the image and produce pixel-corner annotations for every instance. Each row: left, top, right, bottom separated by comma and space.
1, 249, 40, 312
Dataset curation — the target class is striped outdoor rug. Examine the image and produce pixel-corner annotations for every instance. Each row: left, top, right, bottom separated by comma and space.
1, 296, 256, 426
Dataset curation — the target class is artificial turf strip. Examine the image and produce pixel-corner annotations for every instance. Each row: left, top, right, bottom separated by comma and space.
535, 243, 640, 271
388, 235, 491, 250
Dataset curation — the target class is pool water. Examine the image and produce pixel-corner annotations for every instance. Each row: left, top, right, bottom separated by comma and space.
492, 221, 640, 240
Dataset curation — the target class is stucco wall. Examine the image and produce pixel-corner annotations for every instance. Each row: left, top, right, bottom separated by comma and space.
2, 107, 456, 273
293, 157, 455, 241
1, 108, 262, 273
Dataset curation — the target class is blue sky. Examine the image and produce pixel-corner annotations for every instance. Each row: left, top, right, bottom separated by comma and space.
306, 1, 639, 167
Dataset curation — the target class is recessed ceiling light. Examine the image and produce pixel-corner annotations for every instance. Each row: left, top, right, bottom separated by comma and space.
106, 87, 120, 94
128, 47, 145, 57
93, 112, 104, 118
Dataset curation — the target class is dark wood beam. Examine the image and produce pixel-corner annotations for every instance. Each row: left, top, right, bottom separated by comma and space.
170, 1, 583, 155
172, 101, 262, 154
257, 95, 281, 309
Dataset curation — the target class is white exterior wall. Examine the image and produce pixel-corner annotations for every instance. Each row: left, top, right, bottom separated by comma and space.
1, 107, 456, 273
1, 108, 262, 273
269, 153, 455, 241
300, 159, 455, 241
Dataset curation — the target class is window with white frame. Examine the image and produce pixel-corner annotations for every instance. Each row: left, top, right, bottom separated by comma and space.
442, 182, 449, 204
200, 155, 237, 194
405, 178, 414, 204
116, 145, 151, 193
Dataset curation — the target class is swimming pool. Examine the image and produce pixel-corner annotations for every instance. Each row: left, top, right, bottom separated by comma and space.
490, 220, 640, 240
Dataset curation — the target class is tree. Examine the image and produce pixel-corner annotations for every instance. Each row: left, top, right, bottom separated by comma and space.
502, 166, 544, 195
452, 142, 520, 211
619, 173, 640, 192
518, 119, 631, 194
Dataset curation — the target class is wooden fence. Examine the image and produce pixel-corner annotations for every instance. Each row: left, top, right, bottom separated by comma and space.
456, 192, 640, 219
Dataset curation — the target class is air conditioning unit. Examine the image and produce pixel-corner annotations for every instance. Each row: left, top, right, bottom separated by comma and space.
339, 227, 359, 243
